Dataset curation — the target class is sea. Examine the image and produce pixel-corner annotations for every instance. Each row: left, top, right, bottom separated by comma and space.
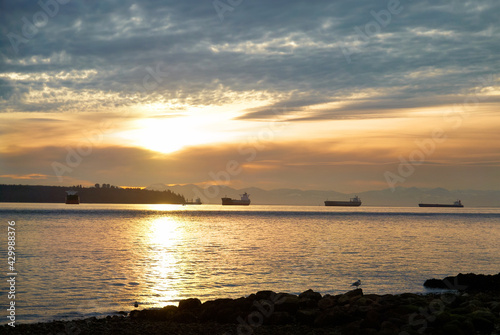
0, 203, 499, 324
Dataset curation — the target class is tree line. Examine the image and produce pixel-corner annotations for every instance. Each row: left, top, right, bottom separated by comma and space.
0, 184, 186, 204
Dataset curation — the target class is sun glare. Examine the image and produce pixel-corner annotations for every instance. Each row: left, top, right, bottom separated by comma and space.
123, 115, 225, 154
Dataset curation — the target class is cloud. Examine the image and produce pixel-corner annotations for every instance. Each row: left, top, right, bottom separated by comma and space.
0, 0, 498, 117
0, 173, 49, 180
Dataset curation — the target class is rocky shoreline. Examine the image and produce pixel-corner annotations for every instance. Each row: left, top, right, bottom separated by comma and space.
2, 273, 500, 334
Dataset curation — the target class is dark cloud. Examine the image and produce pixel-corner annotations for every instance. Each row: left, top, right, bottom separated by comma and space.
0, 0, 498, 115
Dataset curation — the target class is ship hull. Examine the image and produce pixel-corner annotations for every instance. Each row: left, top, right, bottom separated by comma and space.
222, 198, 250, 206
65, 196, 80, 204
418, 204, 463, 207
324, 201, 361, 207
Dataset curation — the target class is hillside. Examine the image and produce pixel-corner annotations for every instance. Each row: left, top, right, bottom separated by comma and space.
0, 184, 185, 204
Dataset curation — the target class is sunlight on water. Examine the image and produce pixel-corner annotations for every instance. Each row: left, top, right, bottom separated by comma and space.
0, 203, 499, 324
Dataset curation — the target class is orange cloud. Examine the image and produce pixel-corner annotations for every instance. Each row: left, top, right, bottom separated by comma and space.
0, 173, 49, 180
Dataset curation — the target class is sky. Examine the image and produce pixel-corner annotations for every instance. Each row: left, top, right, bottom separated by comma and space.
0, 0, 499, 194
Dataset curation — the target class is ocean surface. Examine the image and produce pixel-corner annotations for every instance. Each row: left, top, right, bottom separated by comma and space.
1, 203, 499, 324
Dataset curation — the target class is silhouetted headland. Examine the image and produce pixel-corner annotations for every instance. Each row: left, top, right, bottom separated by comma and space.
0, 184, 185, 204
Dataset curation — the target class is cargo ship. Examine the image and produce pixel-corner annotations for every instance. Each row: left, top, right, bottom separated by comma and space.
419, 200, 463, 207
221, 192, 251, 206
184, 198, 202, 205
65, 190, 80, 204
325, 195, 362, 207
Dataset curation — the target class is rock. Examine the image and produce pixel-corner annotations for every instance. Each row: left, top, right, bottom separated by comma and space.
255, 290, 277, 301
424, 272, 500, 292
199, 298, 252, 323
471, 316, 494, 333
178, 298, 201, 311
233, 296, 253, 311
298, 297, 318, 309
339, 320, 362, 335
295, 309, 320, 325
298, 289, 322, 301
298, 289, 321, 309
130, 309, 151, 320
215, 307, 241, 324
353, 296, 372, 307
172, 310, 197, 323
471, 309, 496, 322
441, 321, 466, 335
338, 289, 363, 304
158, 305, 178, 320
360, 309, 380, 330
318, 295, 337, 310
380, 320, 400, 332
314, 306, 354, 327
268, 311, 294, 325
274, 293, 299, 313
489, 300, 500, 313
450, 306, 472, 315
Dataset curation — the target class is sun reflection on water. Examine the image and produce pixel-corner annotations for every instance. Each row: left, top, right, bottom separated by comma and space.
139, 216, 183, 306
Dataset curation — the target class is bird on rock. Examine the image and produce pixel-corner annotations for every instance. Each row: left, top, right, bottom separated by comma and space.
351, 280, 361, 287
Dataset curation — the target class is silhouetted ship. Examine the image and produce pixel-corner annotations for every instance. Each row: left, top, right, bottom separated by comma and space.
325, 195, 362, 207
65, 190, 80, 204
221, 192, 251, 206
419, 200, 463, 207
184, 198, 202, 205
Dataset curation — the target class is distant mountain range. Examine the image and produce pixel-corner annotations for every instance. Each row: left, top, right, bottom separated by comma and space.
146, 184, 500, 207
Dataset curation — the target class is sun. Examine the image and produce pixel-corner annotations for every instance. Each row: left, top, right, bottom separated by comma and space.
112, 101, 275, 154
133, 117, 205, 153
120, 113, 231, 154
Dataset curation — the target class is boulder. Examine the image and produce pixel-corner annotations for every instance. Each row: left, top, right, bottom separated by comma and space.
215, 307, 241, 324
274, 293, 300, 313
318, 295, 337, 310
314, 306, 354, 327
296, 309, 321, 325
267, 311, 294, 325
338, 289, 363, 304
471, 316, 494, 333
178, 298, 201, 311
158, 305, 178, 320
255, 290, 277, 301
298, 289, 322, 301
423, 272, 500, 292
172, 310, 197, 323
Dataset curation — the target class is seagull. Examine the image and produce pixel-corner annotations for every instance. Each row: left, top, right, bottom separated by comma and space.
351, 280, 361, 287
